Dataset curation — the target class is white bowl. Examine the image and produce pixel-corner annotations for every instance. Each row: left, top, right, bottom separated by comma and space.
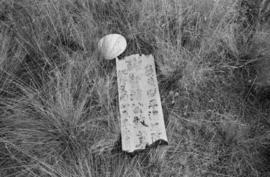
98, 34, 127, 60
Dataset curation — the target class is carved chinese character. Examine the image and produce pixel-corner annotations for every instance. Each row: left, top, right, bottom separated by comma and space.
145, 64, 154, 76
147, 88, 156, 97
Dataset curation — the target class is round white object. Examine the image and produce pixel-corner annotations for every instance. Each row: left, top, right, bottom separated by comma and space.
98, 34, 127, 60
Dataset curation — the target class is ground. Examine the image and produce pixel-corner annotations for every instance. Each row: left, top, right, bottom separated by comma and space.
0, 0, 270, 177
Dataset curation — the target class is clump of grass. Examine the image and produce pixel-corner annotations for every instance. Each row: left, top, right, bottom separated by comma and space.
1, 0, 270, 176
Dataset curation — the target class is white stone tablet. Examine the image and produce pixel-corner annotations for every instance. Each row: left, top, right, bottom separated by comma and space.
116, 54, 168, 153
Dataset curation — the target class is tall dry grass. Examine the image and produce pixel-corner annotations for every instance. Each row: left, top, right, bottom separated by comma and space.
0, 0, 270, 176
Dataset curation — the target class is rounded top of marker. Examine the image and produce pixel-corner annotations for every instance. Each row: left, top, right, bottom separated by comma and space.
98, 34, 127, 60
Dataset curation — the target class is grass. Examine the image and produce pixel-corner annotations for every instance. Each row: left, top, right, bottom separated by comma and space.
0, 0, 270, 176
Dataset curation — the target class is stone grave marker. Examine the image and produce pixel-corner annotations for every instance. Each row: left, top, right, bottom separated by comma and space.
98, 34, 168, 153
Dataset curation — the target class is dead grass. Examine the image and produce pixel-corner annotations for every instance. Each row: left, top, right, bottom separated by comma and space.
0, 0, 270, 176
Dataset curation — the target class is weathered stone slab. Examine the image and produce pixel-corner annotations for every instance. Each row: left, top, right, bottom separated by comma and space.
116, 54, 168, 153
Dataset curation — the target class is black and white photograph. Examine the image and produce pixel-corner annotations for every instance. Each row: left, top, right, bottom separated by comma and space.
0, 0, 270, 176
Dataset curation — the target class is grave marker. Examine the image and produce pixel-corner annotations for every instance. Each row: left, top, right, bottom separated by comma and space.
98, 34, 168, 153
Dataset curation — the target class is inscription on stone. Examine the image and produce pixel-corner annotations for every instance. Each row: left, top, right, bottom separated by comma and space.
116, 54, 168, 152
